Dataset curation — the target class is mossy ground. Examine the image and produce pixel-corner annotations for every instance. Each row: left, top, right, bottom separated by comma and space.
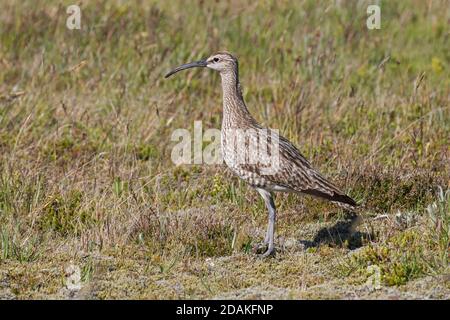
0, 0, 449, 299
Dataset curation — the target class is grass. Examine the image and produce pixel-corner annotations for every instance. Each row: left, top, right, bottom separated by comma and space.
0, 0, 449, 299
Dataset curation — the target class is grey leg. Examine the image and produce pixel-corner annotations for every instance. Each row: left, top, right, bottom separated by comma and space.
256, 188, 276, 257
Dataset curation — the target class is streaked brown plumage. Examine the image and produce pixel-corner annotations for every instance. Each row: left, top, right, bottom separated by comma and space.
165, 51, 357, 257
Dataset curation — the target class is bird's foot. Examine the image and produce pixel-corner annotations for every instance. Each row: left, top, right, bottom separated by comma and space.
257, 246, 275, 258
252, 242, 268, 255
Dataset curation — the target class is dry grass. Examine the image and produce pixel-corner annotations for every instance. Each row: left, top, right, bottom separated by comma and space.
0, 0, 449, 299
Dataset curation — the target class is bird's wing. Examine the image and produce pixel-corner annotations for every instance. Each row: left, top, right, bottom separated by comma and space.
239, 131, 357, 207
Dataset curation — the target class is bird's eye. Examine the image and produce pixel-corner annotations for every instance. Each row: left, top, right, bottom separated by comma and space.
213, 57, 219, 63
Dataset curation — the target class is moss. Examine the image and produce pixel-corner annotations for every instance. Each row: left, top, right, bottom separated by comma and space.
339, 230, 434, 286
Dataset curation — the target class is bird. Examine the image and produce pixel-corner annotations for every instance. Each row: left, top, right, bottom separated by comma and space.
165, 52, 357, 257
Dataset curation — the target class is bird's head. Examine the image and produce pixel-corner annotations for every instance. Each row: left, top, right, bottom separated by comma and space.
165, 52, 237, 78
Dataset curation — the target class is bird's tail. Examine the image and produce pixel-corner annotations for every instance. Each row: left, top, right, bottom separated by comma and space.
302, 188, 358, 210
332, 197, 358, 212
301, 171, 358, 211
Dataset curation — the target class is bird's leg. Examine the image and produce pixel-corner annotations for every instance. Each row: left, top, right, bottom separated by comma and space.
253, 224, 270, 254
262, 195, 276, 257
255, 188, 276, 257
263, 224, 270, 245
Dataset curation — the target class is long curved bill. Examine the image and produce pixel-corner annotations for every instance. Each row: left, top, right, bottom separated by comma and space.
164, 60, 207, 78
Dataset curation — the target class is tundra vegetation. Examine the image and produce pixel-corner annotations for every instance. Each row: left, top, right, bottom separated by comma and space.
0, 0, 448, 299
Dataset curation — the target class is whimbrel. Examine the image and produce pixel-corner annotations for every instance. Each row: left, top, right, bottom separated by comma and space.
165, 52, 357, 257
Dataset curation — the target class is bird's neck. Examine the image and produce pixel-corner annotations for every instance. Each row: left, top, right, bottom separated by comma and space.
220, 71, 257, 129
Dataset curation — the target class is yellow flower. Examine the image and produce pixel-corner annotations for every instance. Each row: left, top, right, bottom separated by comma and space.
431, 57, 444, 74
